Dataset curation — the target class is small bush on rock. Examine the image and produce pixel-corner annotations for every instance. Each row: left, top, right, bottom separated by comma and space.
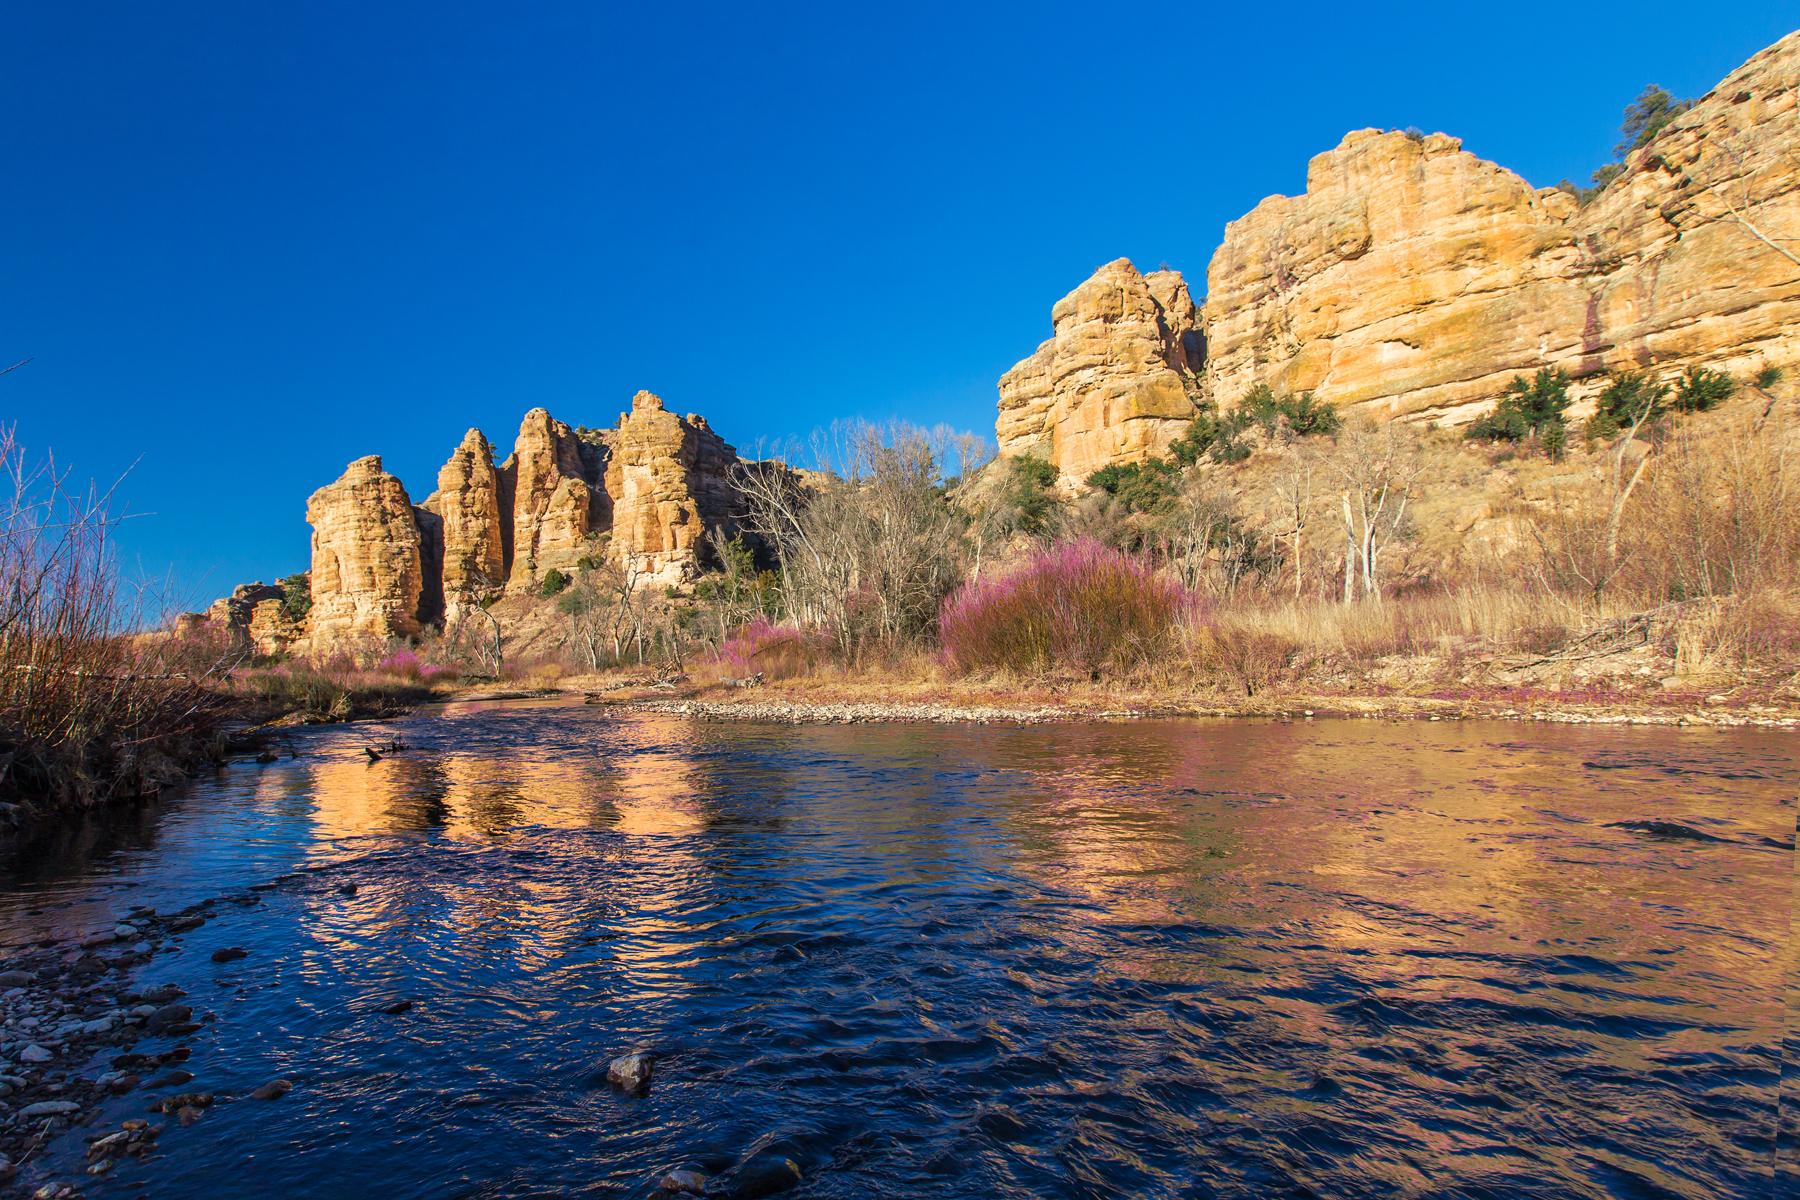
1671, 366, 1734, 413
1468, 369, 1571, 449
1586, 371, 1670, 440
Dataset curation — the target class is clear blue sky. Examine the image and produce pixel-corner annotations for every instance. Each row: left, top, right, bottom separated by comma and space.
5, 3, 1791, 608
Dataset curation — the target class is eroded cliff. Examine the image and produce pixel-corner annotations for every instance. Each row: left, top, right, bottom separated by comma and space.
999, 31, 1799, 475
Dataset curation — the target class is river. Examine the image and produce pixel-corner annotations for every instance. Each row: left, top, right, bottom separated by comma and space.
1, 700, 1793, 1198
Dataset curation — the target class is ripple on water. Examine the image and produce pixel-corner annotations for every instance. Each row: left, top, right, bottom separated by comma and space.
0, 705, 1790, 1199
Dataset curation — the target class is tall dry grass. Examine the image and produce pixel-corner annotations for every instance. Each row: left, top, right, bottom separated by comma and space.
0, 427, 238, 819
1617, 411, 1798, 601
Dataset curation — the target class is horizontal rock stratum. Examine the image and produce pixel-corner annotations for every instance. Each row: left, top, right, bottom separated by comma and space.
999, 31, 1799, 477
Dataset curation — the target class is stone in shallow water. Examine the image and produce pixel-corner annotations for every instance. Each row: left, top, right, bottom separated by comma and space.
145, 1003, 192, 1033
20, 1043, 53, 1063
20, 1100, 80, 1117
250, 1078, 292, 1100
210, 947, 248, 963
657, 1168, 706, 1194
606, 1051, 653, 1091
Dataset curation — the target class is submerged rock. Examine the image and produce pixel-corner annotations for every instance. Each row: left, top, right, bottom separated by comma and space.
1606, 820, 1732, 843
658, 1167, 707, 1195
19, 1101, 80, 1118
606, 1050, 653, 1092
249, 1078, 292, 1100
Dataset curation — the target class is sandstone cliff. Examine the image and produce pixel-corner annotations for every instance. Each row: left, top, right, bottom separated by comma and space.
304, 456, 425, 646
1000, 31, 1799, 474
424, 428, 506, 600
996, 258, 1204, 479
272, 391, 751, 654
498, 409, 605, 594
604, 390, 743, 586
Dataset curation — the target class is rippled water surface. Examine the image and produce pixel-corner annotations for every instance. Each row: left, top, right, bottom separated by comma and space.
3, 701, 1794, 1198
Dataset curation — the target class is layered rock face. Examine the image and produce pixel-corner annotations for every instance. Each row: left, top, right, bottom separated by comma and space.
424, 428, 505, 598
996, 258, 1204, 480
190, 582, 300, 656
604, 391, 742, 586
1001, 32, 1798, 471
247, 599, 303, 657
1203, 33, 1797, 424
304, 456, 426, 646
1573, 34, 1798, 380
498, 410, 605, 594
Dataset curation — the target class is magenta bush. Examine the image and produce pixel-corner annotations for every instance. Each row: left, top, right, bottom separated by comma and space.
374, 648, 454, 681
939, 538, 1195, 676
718, 617, 830, 679
377, 648, 425, 677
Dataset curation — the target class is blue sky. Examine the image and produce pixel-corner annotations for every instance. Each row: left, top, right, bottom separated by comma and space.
4, 3, 1792, 608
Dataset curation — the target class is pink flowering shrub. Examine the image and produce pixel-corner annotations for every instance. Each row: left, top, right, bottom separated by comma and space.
939, 538, 1196, 676
718, 617, 831, 679
374, 647, 455, 681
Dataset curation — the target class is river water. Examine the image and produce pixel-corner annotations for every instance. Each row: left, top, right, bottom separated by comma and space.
1, 700, 1793, 1198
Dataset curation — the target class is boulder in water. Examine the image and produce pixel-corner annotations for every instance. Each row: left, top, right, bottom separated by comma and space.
607, 1050, 653, 1092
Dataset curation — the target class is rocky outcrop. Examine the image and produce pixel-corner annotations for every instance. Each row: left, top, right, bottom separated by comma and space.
424, 429, 505, 599
291, 392, 750, 652
1001, 33, 1798, 471
1574, 34, 1798, 381
996, 258, 1203, 480
604, 391, 741, 586
304, 456, 425, 646
203, 582, 283, 631
499, 409, 606, 593
246, 599, 303, 657
190, 582, 300, 656
1202, 33, 1797, 424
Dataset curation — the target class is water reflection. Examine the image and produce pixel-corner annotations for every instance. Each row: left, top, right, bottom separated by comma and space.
0, 702, 1790, 1199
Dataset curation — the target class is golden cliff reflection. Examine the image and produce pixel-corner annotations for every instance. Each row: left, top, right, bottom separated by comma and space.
280, 706, 1784, 1009
290, 709, 721, 1004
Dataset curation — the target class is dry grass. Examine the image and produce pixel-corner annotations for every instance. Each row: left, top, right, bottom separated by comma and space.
0, 428, 239, 820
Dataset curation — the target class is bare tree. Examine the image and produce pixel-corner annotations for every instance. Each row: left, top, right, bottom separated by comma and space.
1273, 450, 1317, 599
1154, 475, 1271, 598
442, 574, 504, 674
730, 421, 973, 659
1326, 422, 1423, 603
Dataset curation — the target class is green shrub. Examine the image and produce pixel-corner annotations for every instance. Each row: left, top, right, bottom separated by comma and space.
1754, 363, 1783, 390
1004, 455, 1061, 535
1616, 85, 1693, 157
277, 572, 311, 623
1468, 369, 1571, 448
1586, 371, 1669, 440
1167, 409, 1225, 466
1224, 385, 1338, 439
1541, 420, 1568, 461
1672, 366, 1734, 413
539, 568, 571, 597
1087, 459, 1180, 514
1239, 384, 1281, 432
1279, 391, 1341, 436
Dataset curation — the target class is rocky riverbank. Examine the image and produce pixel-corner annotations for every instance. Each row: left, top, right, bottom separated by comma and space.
597, 681, 1800, 730
0, 875, 339, 1196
